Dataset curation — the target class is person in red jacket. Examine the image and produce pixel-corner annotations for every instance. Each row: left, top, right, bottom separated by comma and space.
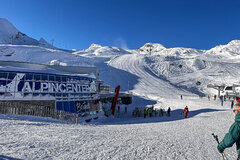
184, 106, 189, 118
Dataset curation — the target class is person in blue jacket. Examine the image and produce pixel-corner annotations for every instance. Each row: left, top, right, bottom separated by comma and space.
218, 103, 240, 159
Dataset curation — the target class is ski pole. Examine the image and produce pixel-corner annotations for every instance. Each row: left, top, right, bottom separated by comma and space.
212, 133, 228, 160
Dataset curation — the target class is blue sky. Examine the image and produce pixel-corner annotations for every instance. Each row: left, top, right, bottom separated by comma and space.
1, 0, 240, 50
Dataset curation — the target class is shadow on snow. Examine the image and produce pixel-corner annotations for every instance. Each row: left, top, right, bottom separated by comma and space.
0, 155, 23, 160
0, 114, 67, 124
95, 108, 226, 125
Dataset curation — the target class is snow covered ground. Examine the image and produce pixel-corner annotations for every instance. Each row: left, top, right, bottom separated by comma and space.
0, 97, 237, 160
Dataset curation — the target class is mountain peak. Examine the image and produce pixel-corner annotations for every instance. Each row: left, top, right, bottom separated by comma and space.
0, 18, 58, 49
88, 43, 102, 49
39, 38, 54, 48
137, 43, 166, 55
0, 18, 19, 44
228, 40, 240, 46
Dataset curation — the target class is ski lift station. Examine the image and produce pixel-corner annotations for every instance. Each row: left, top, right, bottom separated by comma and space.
207, 83, 240, 98
0, 61, 132, 122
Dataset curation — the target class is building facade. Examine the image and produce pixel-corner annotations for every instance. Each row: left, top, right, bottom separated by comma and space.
0, 61, 100, 121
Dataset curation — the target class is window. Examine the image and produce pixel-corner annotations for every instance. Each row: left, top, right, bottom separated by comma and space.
42, 74, 48, 81
56, 76, 61, 82
61, 76, 67, 82
225, 86, 232, 90
49, 75, 55, 81
56, 101, 63, 111
0, 72, 8, 80
34, 74, 41, 81
0, 80, 6, 86
8, 72, 16, 80
26, 73, 33, 80
63, 101, 70, 112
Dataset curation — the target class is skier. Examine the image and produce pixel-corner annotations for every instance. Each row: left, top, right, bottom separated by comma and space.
144, 108, 147, 118
117, 106, 120, 117
184, 106, 189, 118
167, 107, 171, 116
231, 100, 234, 109
160, 108, 164, 116
217, 103, 240, 159
180, 95, 183, 100
221, 98, 223, 106
149, 107, 153, 117
154, 109, 158, 117
214, 95, 217, 100
208, 95, 210, 101
117, 106, 120, 113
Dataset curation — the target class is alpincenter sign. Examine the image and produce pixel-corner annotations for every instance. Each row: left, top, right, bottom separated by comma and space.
0, 72, 97, 94
22, 80, 96, 93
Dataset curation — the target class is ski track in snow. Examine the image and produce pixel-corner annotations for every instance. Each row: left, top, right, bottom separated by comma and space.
108, 54, 192, 104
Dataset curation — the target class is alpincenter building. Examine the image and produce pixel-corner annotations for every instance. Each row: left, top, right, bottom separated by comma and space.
0, 61, 101, 120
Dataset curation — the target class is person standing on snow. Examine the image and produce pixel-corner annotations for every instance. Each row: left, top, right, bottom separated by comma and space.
184, 106, 189, 118
221, 98, 224, 106
217, 103, 240, 159
160, 108, 164, 116
144, 109, 147, 118
167, 107, 171, 116
149, 107, 153, 117
231, 100, 234, 109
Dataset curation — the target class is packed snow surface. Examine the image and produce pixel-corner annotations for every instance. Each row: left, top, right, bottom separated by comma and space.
0, 98, 237, 160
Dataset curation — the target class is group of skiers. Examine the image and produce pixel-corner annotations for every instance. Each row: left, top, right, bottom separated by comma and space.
133, 106, 189, 118
142, 107, 170, 118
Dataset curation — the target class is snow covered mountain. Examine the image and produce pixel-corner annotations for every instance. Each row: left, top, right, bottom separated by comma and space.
0, 18, 54, 48
206, 40, 240, 60
137, 42, 204, 58
73, 43, 132, 57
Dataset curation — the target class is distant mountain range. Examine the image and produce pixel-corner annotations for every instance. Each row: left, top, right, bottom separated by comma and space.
1, 18, 240, 60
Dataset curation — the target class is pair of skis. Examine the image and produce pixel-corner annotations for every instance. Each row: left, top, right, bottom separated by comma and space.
212, 133, 229, 160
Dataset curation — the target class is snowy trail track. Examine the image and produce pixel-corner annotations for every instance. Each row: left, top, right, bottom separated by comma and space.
108, 54, 192, 102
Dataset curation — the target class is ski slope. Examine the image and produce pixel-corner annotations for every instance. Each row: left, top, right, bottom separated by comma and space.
108, 53, 192, 106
